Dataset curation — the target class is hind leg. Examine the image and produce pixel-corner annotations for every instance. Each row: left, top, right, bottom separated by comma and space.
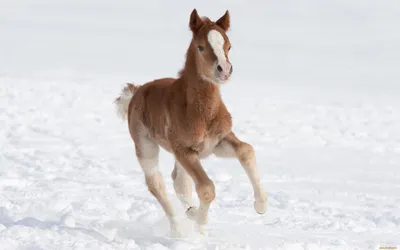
133, 133, 180, 237
171, 161, 198, 219
214, 132, 267, 214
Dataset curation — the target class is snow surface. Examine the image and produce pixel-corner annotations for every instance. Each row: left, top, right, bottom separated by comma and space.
1, 0, 400, 249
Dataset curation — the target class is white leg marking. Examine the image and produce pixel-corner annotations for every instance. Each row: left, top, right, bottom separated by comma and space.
136, 136, 181, 236
138, 157, 158, 176
196, 201, 211, 236
173, 161, 194, 209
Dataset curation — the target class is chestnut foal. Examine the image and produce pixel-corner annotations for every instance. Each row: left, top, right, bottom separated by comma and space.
115, 9, 267, 236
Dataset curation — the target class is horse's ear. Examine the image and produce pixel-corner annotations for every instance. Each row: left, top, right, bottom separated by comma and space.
216, 10, 230, 31
189, 8, 203, 33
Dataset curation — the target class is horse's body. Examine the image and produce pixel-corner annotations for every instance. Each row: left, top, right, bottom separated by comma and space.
115, 9, 267, 236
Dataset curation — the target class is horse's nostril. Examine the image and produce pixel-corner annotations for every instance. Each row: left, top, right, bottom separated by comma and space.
217, 65, 223, 72
230, 65, 233, 74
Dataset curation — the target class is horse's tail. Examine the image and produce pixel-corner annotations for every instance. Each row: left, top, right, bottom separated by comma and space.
114, 83, 140, 121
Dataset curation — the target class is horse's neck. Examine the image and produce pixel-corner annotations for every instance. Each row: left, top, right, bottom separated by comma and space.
179, 45, 222, 117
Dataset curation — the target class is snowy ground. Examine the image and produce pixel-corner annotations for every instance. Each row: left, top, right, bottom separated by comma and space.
1, 0, 400, 249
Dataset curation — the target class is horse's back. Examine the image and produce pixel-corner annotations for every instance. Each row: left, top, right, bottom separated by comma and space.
130, 77, 175, 108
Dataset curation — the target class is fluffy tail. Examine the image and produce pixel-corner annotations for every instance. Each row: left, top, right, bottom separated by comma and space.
114, 83, 140, 121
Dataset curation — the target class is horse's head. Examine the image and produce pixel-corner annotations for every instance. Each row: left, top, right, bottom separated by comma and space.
188, 9, 233, 85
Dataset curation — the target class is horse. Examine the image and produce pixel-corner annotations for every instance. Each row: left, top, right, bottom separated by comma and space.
114, 9, 267, 237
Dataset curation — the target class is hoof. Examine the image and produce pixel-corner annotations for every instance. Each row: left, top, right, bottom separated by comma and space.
197, 224, 209, 237
254, 199, 267, 214
168, 216, 182, 238
186, 206, 198, 221
169, 225, 183, 238
169, 229, 182, 238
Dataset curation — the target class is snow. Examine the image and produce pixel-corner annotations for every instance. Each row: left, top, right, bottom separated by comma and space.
1, 0, 400, 249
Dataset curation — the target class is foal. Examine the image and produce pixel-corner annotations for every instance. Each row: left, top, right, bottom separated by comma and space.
115, 9, 267, 236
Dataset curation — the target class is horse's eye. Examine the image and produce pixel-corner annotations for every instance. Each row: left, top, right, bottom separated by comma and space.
228, 46, 231, 51
198, 45, 204, 52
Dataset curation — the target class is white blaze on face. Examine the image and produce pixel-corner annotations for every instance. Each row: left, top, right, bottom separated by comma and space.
207, 29, 230, 81
207, 29, 226, 65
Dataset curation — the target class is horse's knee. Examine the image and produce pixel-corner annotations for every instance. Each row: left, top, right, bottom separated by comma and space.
237, 142, 255, 167
196, 180, 215, 203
